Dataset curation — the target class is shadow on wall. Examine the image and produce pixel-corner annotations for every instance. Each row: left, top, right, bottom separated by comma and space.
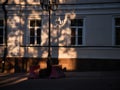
76, 59, 120, 71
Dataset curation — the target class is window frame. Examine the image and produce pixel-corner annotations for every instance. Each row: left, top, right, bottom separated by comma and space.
70, 18, 84, 46
29, 18, 42, 46
113, 17, 120, 46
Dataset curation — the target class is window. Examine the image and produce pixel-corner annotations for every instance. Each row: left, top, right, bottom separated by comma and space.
29, 19, 41, 45
115, 18, 120, 45
0, 19, 4, 44
70, 19, 83, 45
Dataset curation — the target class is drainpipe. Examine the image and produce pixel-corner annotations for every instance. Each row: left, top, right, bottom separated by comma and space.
1, 0, 8, 73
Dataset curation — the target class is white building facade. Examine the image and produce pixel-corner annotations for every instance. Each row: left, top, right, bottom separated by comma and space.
0, 0, 120, 73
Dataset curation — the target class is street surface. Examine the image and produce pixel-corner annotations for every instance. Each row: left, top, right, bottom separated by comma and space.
0, 71, 120, 90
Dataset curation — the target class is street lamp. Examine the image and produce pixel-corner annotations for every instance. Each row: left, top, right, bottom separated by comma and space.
1, 0, 8, 73
40, 0, 58, 70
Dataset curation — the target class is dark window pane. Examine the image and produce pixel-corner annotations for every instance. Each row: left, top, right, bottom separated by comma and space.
71, 19, 83, 26
78, 28, 82, 36
71, 19, 83, 45
71, 28, 76, 36
0, 20, 3, 26
77, 19, 83, 26
71, 37, 76, 45
115, 39, 120, 45
71, 19, 76, 26
29, 19, 42, 45
37, 28, 41, 36
30, 28, 35, 36
116, 27, 120, 45
30, 20, 35, 27
37, 37, 41, 44
0, 28, 3, 35
30, 37, 35, 44
0, 37, 3, 44
78, 36, 82, 45
37, 28, 41, 44
36, 20, 41, 27
115, 18, 120, 26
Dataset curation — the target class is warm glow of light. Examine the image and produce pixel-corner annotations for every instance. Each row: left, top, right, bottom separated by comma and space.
59, 29, 67, 46
31, 11, 40, 17
58, 47, 77, 71
8, 39, 19, 57
59, 59, 77, 71
27, 0, 40, 4
41, 51, 48, 58
8, 28, 22, 57
59, 48, 77, 58
8, 15, 20, 29
28, 47, 38, 57
66, 28, 71, 34
39, 61, 47, 69
20, 18, 25, 25
10, 48, 19, 56
51, 30, 58, 37
20, 1, 25, 4
19, 47, 25, 56
59, 0, 65, 3
41, 26, 48, 45
19, 30, 24, 45
14, 0, 20, 4
0, 0, 5, 4
70, 12, 76, 19
13, 15, 20, 23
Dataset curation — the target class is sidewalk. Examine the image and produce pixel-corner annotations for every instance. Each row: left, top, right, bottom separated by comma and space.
0, 71, 120, 81
65, 71, 120, 79
0, 71, 120, 90
0, 73, 28, 87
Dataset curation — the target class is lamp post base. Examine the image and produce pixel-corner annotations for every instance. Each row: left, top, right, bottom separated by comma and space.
39, 59, 52, 78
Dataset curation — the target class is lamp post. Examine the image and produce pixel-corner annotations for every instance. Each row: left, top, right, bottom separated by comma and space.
1, 0, 8, 73
40, 0, 58, 69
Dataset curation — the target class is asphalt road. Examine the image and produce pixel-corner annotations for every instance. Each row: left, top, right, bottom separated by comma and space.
0, 71, 120, 90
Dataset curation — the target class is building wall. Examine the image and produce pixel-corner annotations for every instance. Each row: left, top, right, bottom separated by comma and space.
59, 0, 120, 4
0, 0, 120, 72
86, 15, 112, 46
